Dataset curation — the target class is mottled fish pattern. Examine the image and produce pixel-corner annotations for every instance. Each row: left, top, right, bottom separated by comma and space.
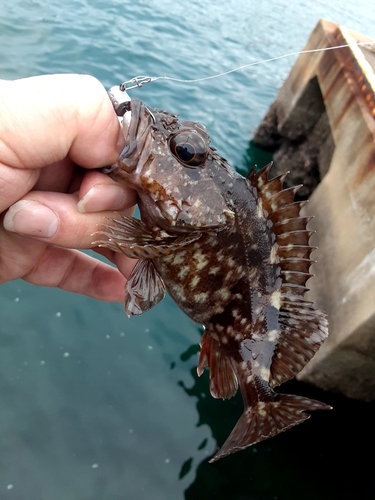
94, 97, 330, 462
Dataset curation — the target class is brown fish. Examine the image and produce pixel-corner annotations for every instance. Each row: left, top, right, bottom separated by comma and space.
94, 97, 331, 462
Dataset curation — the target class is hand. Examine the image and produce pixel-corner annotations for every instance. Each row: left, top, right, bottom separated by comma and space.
0, 74, 137, 302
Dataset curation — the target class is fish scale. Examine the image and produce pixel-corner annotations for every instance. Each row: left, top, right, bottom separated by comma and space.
93, 96, 331, 462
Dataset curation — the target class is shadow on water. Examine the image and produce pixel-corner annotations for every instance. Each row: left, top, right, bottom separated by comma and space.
237, 140, 274, 177
172, 140, 375, 500
176, 336, 375, 500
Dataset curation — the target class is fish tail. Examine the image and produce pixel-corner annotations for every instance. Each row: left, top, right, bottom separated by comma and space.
210, 394, 331, 462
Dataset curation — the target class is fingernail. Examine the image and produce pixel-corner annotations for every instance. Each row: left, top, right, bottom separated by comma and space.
3, 200, 59, 238
77, 185, 126, 213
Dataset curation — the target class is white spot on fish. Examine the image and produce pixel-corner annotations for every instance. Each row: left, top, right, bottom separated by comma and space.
195, 292, 209, 302
270, 245, 278, 264
255, 305, 263, 316
191, 275, 200, 288
260, 366, 270, 380
178, 266, 190, 279
267, 329, 278, 342
172, 252, 186, 265
270, 290, 282, 310
214, 305, 225, 314
258, 402, 267, 417
193, 250, 208, 270
215, 288, 231, 301
257, 198, 264, 219
209, 266, 221, 275
217, 252, 224, 262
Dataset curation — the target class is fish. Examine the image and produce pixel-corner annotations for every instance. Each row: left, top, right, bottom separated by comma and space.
93, 96, 331, 462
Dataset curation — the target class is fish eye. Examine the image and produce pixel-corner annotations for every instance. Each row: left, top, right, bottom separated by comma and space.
170, 131, 207, 167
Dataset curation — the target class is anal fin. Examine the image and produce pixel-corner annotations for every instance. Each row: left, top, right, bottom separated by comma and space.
198, 331, 238, 400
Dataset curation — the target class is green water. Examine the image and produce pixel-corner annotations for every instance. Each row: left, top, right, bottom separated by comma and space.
1, 1, 375, 499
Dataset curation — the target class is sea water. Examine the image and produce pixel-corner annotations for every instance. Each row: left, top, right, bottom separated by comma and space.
0, 1, 374, 499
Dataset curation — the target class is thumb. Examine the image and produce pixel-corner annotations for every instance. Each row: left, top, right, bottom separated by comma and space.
0, 74, 122, 169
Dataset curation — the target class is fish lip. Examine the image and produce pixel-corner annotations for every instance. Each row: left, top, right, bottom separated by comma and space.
112, 97, 153, 174
138, 195, 185, 233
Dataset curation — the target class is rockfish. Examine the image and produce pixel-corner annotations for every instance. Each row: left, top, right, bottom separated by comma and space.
94, 96, 330, 462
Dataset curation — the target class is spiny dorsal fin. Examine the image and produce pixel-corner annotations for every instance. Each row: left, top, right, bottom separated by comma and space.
246, 162, 273, 184
273, 216, 314, 235
277, 244, 316, 259
247, 164, 329, 388
269, 201, 309, 224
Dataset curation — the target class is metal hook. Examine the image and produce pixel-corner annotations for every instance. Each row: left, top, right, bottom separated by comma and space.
119, 76, 155, 92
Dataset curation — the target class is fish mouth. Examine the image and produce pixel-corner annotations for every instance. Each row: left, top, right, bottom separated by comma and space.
100, 97, 156, 178
115, 98, 154, 174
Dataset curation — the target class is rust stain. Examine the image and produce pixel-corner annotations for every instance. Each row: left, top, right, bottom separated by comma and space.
327, 28, 375, 122
319, 55, 344, 102
353, 146, 375, 185
332, 93, 356, 130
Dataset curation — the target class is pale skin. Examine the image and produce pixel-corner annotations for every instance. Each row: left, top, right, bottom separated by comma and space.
0, 74, 137, 301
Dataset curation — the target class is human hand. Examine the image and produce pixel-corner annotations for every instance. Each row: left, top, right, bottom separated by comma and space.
0, 74, 137, 301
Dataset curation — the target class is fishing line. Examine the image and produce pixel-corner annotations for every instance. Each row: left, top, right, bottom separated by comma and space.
121, 41, 375, 91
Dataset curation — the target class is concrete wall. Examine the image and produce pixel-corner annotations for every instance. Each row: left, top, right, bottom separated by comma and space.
253, 20, 375, 401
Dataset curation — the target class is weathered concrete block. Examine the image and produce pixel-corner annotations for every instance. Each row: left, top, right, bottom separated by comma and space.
254, 19, 375, 401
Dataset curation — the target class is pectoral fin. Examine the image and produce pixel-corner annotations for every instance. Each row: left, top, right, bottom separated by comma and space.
92, 215, 202, 259
124, 259, 166, 316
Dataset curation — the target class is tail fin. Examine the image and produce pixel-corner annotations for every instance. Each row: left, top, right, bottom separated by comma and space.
210, 394, 331, 462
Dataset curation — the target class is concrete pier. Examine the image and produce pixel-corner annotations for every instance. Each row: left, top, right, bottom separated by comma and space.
253, 20, 375, 401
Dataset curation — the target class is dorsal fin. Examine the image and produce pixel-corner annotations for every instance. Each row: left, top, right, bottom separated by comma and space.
247, 164, 329, 387
269, 300, 328, 388
246, 162, 273, 184
273, 216, 314, 234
